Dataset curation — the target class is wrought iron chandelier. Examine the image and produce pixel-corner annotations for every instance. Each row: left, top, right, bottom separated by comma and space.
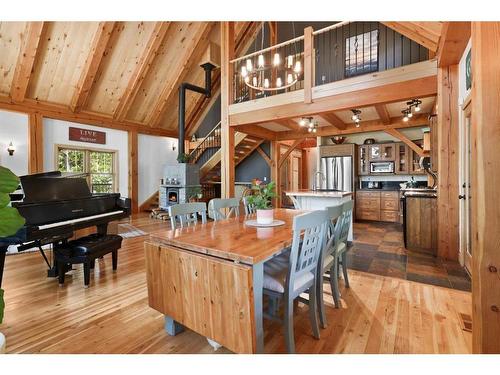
239, 22, 302, 92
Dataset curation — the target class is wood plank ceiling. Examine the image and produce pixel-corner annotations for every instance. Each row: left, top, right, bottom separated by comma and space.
0, 21, 256, 136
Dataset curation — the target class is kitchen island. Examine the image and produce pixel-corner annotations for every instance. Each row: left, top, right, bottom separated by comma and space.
285, 189, 353, 240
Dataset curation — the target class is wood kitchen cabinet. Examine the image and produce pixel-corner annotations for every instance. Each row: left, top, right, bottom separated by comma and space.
395, 143, 410, 174
356, 190, 400, 223
369, 144, 395, 161
358, 145, 369, 175
409, 140, 425, 174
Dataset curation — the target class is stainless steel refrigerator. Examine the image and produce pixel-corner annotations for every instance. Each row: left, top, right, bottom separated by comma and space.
319, 156, 353, 192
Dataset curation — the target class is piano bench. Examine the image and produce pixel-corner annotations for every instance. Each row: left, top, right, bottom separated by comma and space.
55, 234, 123, 288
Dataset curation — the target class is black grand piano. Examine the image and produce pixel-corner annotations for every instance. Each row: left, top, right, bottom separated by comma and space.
0, 171, 131, 288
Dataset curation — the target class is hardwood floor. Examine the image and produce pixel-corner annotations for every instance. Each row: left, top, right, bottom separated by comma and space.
0, 214, 472, 354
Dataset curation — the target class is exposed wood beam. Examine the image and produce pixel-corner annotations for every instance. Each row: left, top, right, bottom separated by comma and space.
28, 113, 44, 174
128, 130, 139, 214
236, 139, 264, 166
303, 27, 314, 103
114, 22, 170, 121
70, 22, 116, 112
235, 124, 277, 140
276, 119, 303, 131
375, 104, 391, 125
318, 112, 347, 130
147, 22, 214, 127
384, 128, 425, 156
256, 145, 272, 167
437, 22, 471, 67
270, 140, 280, 207
230, 75, 437, 126
0, 95, 176, 137
381, 22, 440, 52
277, 113, 429, 140
278, 139, 302, 168
11, 22, 47, 103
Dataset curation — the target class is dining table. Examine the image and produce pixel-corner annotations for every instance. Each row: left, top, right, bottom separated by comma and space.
144, 208, 305, 354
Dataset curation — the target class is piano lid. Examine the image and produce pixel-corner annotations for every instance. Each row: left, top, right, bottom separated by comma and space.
20, 171, 92, 203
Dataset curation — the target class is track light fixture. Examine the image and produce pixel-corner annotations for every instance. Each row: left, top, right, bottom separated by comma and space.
351, 109, 362, 127
402, 99, 422, 120
299, 117, 318, 133
402, 109, 411, 122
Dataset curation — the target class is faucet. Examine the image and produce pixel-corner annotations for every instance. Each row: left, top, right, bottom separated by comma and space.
312, 171, 326, 191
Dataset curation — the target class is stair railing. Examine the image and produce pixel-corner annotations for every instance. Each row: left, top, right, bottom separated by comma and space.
188, 121, 222, 165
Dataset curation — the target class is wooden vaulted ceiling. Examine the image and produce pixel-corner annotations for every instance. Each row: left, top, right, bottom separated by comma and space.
0, 21, 259, 136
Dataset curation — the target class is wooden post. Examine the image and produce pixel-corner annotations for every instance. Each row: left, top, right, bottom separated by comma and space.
270, 140, 280, 208
436, 64, 460, 260
303, 26, 314, 104
221, 22, 235, 198
128, 130, 138, 214
471, 21, 500, 354
28, 112, 44, 174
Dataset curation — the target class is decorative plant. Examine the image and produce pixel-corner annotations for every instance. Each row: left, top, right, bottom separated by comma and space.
187, 186, 202, 201
176, 153, 191, 163
246, 179, 277, 210
0, 166, 25, 324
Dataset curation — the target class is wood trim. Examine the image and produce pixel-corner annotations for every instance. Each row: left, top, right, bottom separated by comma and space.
11, 22, 47, 103
437, 22, 471, 68
28, 113, 44, 173
256, 145, 272, 166
235, 124, 277, 140
70, 22, 116, 112
381, 22, 440, 52
278, 139, 301, 168
0, 96, 176, 137
303, 26, 314, 104
471, 21, 500, 354
128, 130, 139, 214
375, 104, 391, 125
436, 65, 460, 261
147, 22, 214, 128
220, 22, 235, 199
384, 128, 425, 156
270, 140, 279, 207
114, 22, 170, 121
318, 112, 347, 130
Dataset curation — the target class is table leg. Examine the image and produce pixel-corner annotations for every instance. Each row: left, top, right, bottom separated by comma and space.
164, 315, 184, 336
253, 262, 264, 353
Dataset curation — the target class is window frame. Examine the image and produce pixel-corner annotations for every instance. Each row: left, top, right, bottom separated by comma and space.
54, 144, 119, 194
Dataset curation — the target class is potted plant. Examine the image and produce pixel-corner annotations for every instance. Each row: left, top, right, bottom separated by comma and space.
247, 179, 277, 225
187, 186, 202, 202
0, 166, 26, 353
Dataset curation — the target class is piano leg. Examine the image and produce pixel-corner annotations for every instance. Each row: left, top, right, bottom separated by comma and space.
0, 246, 7, 289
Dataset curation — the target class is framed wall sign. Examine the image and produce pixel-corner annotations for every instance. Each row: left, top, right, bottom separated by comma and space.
69, 127, 106, 145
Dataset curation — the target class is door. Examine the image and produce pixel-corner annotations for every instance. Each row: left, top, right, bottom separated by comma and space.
460, 101, 473, 273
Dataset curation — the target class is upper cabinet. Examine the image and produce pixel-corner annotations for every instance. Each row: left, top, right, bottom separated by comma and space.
369, 144, 395, 161
409, 140, 426, 174
358, 145, 370, 175
395, 143, 409, 174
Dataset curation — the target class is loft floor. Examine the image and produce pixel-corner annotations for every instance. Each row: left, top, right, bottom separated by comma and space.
1, 214, 471, 354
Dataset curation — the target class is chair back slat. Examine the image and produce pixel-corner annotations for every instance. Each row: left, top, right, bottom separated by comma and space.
242, 196, 256, 215
168, 202, 207, 229
208, 198, 240, 220
338, 200, 354, 244
323, 205, 343, 260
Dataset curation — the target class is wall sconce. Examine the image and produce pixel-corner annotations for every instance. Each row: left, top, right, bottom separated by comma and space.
171, 140, 177, 151
7, 142, 15, 156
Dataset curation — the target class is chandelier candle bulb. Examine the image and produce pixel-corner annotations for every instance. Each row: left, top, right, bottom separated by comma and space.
264, 78, 270, 88
294, 60, 301, 73
252, 76, 258, 86
287, 73, 293, 84
241, 66, 247, 77
276, 77, 282, 87
246, 59, 253, 72
258, 54, 264, 68
273, 53, 280, 66
287, 55, 293, 68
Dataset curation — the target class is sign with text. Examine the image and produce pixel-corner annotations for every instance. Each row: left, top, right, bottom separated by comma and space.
69, 127, 106, 144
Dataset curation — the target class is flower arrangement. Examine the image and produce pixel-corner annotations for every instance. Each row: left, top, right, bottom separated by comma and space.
246, 179, 277, 210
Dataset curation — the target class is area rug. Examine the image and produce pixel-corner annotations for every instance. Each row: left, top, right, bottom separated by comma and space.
117, 223, 147, 238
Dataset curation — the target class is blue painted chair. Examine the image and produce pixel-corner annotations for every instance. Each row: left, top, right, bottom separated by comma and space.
262, 210, 329, 353
168, 202, 207, 230
208, 198, 240, 220
242, 195, 256, 215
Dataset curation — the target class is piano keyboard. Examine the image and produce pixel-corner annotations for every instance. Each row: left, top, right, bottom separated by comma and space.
37, 210, 125, 230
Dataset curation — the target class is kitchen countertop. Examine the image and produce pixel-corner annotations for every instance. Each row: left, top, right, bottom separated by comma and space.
285, 190, 353, 198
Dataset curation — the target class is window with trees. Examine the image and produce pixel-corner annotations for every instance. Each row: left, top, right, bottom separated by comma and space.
57, 146, 117, 194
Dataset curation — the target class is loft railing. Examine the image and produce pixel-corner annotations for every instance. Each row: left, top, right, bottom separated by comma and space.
231, 22, 430, 104
188, 121, 221, 165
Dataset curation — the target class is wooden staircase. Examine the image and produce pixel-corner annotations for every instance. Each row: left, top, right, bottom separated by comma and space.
139, 190, 159, 212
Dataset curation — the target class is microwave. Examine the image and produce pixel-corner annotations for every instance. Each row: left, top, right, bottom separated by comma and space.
370, 161, 394, 173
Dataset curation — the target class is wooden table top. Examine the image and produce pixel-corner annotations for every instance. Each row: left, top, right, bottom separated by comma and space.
148, 208, 305, 265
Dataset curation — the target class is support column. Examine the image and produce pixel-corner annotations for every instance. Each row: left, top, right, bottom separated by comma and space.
303, 26, 314, 104
128, 130, 138, 214
471, 21, 500, 354
436, 64, 460, 260
270, 140, 280, 208
28, 112, 43, 174
221, 22, 235, 198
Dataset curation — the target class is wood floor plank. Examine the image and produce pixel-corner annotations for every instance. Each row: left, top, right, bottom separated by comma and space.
0, 214, 472, 354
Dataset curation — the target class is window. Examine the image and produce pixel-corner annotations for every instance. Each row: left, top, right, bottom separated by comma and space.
57, 146, 117, 194
345, 29, 378, 78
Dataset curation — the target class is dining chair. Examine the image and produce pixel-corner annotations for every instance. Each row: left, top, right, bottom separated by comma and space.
208, 198, 240, 221
168, 202, 207, 230
262, 210, 329, 353
242, 195, 256, 215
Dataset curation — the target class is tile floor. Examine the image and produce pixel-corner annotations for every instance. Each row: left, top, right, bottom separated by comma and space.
347, 221, 471, 291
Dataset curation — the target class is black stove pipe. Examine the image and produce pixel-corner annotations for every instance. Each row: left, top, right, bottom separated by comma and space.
178, 63, 215, 159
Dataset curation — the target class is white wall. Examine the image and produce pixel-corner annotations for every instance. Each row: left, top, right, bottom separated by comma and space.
0, 110, 29, 176
43, 118, 129, 196
138, 134, 178, 204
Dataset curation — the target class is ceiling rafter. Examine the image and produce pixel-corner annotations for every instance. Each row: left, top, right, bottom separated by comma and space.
11, 22, 47, 103
275, 119, 303, 131
375, 104, 391, 125
113, 22, 171, 121
318, 112, 347, 130
381, 22, 442, 52
147, 22, 215, 128
70, 22, 116, 112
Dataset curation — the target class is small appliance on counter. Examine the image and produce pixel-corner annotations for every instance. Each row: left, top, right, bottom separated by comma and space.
367, 181, 381, 189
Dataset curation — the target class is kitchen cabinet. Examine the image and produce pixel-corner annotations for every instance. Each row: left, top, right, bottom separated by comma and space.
404, 194, 437, 254
395, 143, 409, 174
369, 144, 395, 161
358, 145, 369, 175
409, 140, 425, 174
356, 190, 400, 223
